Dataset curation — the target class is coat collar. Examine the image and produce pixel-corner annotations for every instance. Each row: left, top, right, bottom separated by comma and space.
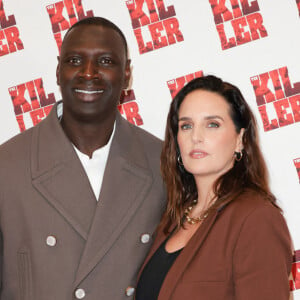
30, 102, 154, 286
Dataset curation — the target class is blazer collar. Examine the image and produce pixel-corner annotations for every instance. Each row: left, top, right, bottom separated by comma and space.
137, 209, 222, 300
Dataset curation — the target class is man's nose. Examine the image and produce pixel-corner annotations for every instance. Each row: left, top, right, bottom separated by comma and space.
80, 60, 98, 80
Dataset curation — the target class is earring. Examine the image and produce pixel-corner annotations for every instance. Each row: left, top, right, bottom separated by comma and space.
234, 151, 243, 162
177, 153, 184, 166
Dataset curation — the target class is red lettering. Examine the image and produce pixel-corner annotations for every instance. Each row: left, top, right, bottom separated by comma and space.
258, 105, 279, 131
34, 78, 56, 107
246, 13, 267, 40
133, 18, 183, 54
64, 0, 93, 24
209, 0, 234, 24
4, 26, 23, 53
30, 108, 46, 126
155, 0, 175, 20
231, 0, 243, 18
279, 66, 300, 97
216, 23, 236, 50
0, 28, 8, 56
163, 18, 184, 45
231, 16, 251, 45
9, 79, 56, 115
120, 89, 136, 104
0, 0, 16, 29
250, 73, 275, 106
46, 0, 94, 34
8, 84, 32, 115
167, 71, 203, 98
123, 102, 143, 126
133, 27, 153, 54
54, 32, 63, 53
274, 98, 294, 127
126, 0, 152, 29
269, 69, 285, 100
26, 81, 40, 110
240, 0, 259, 15
149, 21, 168, 49
289, 95, 300, 122
290, 261, 300, 291
297, 0, 300, 17
46, 2, 70, 33
16, 115, 26, 132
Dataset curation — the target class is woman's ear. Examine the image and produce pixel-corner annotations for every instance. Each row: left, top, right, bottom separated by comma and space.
236, 128, 245, 152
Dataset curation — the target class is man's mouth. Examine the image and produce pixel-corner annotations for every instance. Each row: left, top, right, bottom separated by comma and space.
74, 89, 104, 94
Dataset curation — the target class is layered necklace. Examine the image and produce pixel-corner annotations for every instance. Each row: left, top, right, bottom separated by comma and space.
184, 199, 209, 225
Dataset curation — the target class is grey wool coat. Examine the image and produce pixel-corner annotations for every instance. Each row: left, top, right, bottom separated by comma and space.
0, 102, 165, 299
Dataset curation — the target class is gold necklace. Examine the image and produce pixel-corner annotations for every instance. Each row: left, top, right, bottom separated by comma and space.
184, 200, 209, 225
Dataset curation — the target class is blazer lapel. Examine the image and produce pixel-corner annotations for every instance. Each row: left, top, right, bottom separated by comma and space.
74, 113, 154, 286
31, 103, 97, 240
158, 210, 220, 300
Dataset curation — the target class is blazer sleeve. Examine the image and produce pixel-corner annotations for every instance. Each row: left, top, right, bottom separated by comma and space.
233, 203, 292, 300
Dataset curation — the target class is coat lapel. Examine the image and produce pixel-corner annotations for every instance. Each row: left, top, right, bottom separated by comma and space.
157, 210, 220, 299
31, 103, 97, 240
74, 113, 154, 286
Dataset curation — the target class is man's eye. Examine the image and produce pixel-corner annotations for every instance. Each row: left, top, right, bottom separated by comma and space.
207, 122, 219, 128
180, 123, 192, 130
99, 57, 113, 64
68, 57, 81, 65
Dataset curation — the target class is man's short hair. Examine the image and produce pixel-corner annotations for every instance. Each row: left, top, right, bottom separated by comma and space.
62, 17, 129, 58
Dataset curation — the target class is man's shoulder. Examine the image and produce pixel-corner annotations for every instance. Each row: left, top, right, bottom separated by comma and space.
120, 117, 162, 149
0, 125, 35, 155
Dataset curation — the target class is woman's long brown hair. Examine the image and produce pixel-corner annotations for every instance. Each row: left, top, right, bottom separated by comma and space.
160, 75, 278, 233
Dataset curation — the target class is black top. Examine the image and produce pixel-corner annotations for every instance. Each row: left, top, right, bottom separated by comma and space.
135, 237, 182, 300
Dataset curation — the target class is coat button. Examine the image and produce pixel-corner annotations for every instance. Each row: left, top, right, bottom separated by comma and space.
140, 233, 150, 244
46, 235, 57, 247
75, 288, 86, 299
125, 286, 135, 297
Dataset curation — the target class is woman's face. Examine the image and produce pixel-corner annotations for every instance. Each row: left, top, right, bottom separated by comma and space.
177, 89, 244, 183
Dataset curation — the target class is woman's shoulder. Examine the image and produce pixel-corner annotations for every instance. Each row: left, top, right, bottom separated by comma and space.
222, 188, 283, 223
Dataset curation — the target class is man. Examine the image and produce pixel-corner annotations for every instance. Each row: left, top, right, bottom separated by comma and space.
0, 17, 165, 299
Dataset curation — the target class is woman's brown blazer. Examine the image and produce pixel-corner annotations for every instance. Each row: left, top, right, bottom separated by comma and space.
137, 190, 292, 300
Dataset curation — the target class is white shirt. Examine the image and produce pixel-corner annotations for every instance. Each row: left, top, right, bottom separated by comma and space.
57, 102, 115, 200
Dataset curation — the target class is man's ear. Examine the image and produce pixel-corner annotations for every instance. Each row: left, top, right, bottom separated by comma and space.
123, 59, 132, 89
56, 56, 60, 86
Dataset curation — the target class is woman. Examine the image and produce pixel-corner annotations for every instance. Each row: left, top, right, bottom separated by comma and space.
135, 75, 292, 299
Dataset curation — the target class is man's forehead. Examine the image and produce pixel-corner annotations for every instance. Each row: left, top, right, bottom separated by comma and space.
61, 24, 125, 54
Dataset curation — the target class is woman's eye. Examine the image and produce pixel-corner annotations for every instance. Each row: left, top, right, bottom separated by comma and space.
207, 122, 219, 128
180, 123, 192, 130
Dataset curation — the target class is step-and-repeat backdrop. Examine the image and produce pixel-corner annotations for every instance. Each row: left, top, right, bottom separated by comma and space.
1, 0, 300, 296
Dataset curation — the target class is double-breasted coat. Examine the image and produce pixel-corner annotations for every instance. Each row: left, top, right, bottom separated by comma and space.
137, 190, 292, 300
0, 102, 165, 299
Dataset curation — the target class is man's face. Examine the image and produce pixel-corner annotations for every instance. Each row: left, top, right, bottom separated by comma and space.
56, 24, 131, 123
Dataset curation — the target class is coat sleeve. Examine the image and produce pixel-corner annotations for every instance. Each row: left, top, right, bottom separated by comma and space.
233, 203, 292, 300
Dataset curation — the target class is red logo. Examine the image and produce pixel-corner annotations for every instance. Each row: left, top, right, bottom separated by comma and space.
167, 70, 203, 99
126, 0, 184, 54
118, 89, 144, 126
208, 0, 267, 50
46, 0, 94, 53
294, 158, 300, 183
296, 0, 300, 16
0, 0, 24, 57
250, 66, 300, 131
8, 78, 56, 132
290, 250, 300, 291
